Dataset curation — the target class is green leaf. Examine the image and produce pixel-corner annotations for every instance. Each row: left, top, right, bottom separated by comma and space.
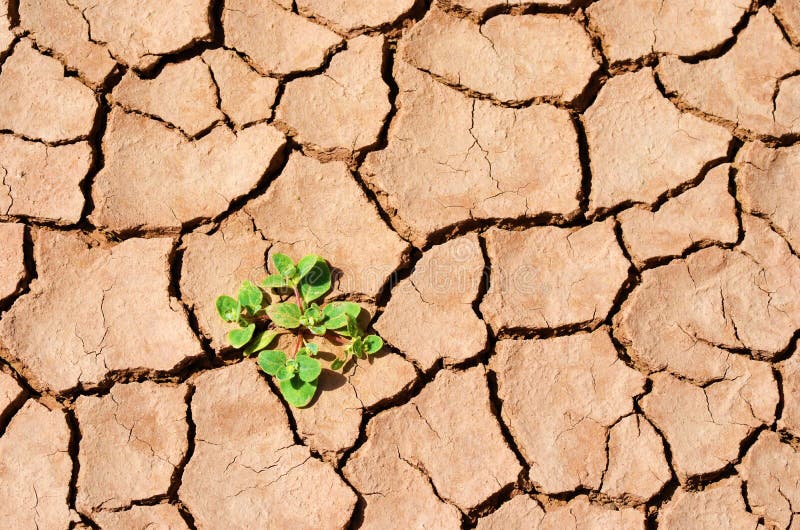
322, 302, 345, 319
276, 365, 294, 382
272, 253, 296, 278
296, 343, 320, 358
309, 325, 326, 335
262, 274, 286, 289
305, 304, 323, 321
363, 335, 383, 355
216, 295, 241, 322
346, 314, 361, 338
297, 255, 324, 278
228, 323, 255, 348
330, 358, 344, 371
323, 302, 362, 329
257, 349, 286, 376
267, 303, 302, 329
352, 337, 365, 359
279, 377, 318, 407
243, 330, 279, 357
238, 280, 263, 314
296, 354, 322, 383
298, 259, 331, 304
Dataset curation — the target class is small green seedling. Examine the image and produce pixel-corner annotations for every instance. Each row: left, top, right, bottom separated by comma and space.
216, 254, 383, 407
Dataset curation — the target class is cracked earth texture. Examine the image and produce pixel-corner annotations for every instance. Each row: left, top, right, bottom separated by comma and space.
1, 0, 799, 528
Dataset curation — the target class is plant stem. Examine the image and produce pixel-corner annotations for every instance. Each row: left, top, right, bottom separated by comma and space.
324, 331, 348, 345
293, 332, 304, 356
293, 284, 304, 312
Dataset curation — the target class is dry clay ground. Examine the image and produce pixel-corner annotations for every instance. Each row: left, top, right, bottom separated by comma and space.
2, 0, 800, 528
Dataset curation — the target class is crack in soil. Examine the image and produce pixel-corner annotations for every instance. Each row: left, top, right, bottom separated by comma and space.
2, 0, 800, 526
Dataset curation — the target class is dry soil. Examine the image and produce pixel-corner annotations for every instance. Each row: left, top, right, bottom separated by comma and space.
1, 0, 800, 528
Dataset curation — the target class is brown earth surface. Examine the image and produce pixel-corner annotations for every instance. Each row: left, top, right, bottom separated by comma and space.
0, 1, 799, 528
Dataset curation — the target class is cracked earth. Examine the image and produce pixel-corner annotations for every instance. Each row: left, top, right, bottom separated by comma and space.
1, 0, 800, 528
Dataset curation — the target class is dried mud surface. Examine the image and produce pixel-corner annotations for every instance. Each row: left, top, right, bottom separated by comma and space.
1, 0, 800, 528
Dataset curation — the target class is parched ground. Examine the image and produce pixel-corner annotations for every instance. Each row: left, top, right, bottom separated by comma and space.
1, 0, 800, 528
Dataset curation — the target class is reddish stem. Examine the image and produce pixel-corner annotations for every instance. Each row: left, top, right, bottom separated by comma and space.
293, 285, 304, 312
324, 331, 348, 345
293, 331, 304, 356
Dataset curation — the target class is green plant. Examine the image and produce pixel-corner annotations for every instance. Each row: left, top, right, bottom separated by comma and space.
215, 253, 383, 407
